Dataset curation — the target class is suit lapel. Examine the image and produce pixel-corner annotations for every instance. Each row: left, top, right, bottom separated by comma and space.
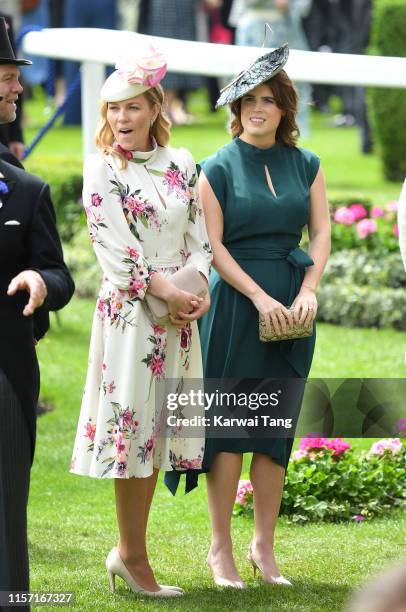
0, 168, 16, 216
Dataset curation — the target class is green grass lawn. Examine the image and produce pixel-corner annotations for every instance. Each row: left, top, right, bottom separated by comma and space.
29, 298, 406, 611
23, 88, 406, 611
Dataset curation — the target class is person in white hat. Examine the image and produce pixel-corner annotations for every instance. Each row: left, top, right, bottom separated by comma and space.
70, 46, 212, 598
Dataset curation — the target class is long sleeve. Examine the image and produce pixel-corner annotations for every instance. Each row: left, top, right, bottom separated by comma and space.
181, 149, 213, 281
398, 179, 406, 272
83, 154, 154, 299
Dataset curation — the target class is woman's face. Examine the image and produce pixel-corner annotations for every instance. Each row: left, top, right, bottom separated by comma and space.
240, 84, 284, 141
107, 94, 158, 150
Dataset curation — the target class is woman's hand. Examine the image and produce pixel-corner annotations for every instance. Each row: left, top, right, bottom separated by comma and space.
166, 288, 203, 323
251, 290, 293, 336
170, 292, 211, 327
291, 288, 317, 326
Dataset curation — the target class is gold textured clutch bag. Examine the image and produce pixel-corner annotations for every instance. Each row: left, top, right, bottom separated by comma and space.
259, 310, 313, 342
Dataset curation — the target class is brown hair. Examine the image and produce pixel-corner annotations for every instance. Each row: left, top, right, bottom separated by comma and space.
95, 85, 171, 168
229, 70, 299, 146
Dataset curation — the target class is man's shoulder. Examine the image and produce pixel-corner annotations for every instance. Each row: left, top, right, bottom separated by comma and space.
0, 158, 46, 191
0, 142, 24, 169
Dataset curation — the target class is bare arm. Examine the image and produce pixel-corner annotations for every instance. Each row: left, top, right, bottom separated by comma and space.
291, 166, 331, 324
301, 166, 331, 292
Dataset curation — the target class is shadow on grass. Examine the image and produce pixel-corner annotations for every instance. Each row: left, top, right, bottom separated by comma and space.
109, 579, 351, 611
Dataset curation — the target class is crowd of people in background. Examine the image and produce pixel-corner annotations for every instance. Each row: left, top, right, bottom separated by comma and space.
0, 0, 373, 156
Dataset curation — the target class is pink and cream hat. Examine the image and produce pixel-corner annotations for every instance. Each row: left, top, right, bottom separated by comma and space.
100, 46, 167, 103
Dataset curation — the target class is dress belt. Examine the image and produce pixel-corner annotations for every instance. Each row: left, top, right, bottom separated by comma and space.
147, 256, 184, 268
227, 246, 314, 269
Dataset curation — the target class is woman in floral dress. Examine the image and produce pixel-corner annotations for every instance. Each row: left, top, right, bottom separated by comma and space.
70, 48, 212, 597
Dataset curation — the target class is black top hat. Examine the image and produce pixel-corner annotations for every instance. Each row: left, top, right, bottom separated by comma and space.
0, 17, 31, 66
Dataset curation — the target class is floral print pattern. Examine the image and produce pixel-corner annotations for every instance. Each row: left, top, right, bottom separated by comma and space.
179, 323, 192, 371
109, 177, 166, 241
142, 323, 167, 380
71, 145, 212, 479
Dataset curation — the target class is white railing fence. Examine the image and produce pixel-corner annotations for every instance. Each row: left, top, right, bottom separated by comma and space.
22, 28, 406, 157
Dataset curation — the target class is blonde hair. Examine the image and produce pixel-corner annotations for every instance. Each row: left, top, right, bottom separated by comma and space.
95, 85, 171, 169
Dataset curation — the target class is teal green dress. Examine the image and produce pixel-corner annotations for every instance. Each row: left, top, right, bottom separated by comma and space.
199, 137, 319, 469
164, 137, 320, 494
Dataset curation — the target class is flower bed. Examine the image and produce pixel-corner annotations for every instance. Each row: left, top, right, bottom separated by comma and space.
330, 198, 399, 253
234, 437, 406, 523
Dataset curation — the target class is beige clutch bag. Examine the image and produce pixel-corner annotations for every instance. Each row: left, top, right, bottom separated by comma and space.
259, 309, 313, 342
145, 264, 207, 324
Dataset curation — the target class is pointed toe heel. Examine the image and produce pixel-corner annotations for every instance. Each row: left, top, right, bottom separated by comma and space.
105, 547, 183, 598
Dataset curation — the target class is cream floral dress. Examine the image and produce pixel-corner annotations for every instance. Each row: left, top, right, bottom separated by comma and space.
70, 141, 212, 479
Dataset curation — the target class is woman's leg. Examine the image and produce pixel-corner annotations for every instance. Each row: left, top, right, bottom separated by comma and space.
144, 468, 159, 528
115, 469, 160, 591
249, 453, 286, 577
206, 452, 244, 581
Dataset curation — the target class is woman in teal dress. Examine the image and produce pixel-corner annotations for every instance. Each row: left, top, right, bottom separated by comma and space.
198, 45, 331, 587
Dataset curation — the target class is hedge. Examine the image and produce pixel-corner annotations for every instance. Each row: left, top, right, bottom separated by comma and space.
25, 157, 83, 243
369, 0, 406, 181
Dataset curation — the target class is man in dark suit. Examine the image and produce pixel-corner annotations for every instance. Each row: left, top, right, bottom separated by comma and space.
0, 16, 75, 606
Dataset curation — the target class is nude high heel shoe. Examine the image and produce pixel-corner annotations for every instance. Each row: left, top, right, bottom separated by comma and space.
106, 547, 183, 597
247, 544, 292, 586
206, 555, 245, 589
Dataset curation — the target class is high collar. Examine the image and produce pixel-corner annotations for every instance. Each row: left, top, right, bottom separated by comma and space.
113, 137, 159, 164
234, 136, 280, 158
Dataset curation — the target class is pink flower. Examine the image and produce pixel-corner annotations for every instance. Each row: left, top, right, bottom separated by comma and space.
146, 437, 155, 452
151, 356, 165, 376
118, 409, 133, 429
371, 206, 385, 218
325, 438, 351, 457
115, 433, 126, 454
181, 325, 191, 349
299, 435, 326, 451
334, 207, 356, 225
165, 169, 183, 190
369, 438, 403, 457
152, 323, 166, 335
394, 418, 406, 436
127, 246, 139, 259
299, 436, 350, 458
97, 297, 105, 313
356, 218, 377, 239
108, 381, 116, 394
84, 420, 96, 442
91, 193, 102, 207
293, 449, 308, 460
102, 363, 107, 370
125, 195, 145, 216
352, 515, 366, 523
393, 223, 399, 238
349, 203, 368, 221
235, 479, 253, 506
386, 200, 398, 212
